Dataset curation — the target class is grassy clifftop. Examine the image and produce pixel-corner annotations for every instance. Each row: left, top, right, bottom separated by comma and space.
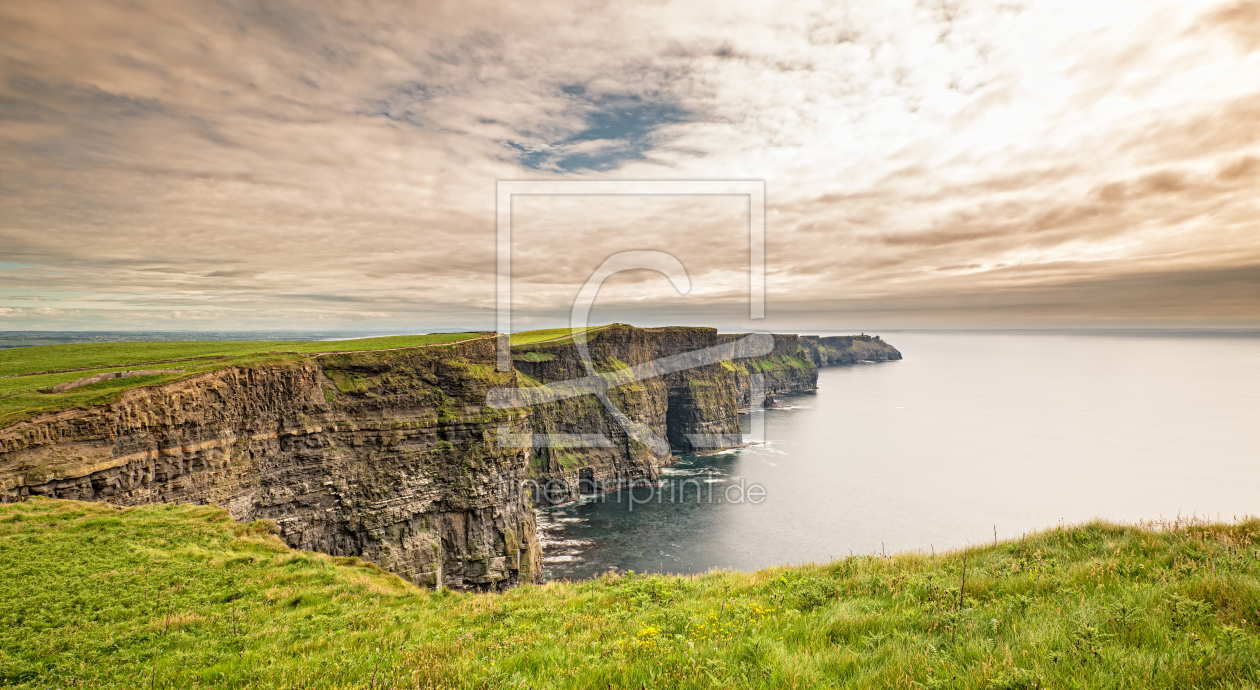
508, 325, 612, 347
3, 499, 1258, 689
0, 333, 485, 428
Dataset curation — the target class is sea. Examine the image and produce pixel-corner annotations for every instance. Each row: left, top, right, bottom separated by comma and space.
539, 330, 1260, 580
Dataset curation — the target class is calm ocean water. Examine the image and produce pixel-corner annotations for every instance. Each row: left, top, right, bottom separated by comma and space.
540, 331, 1260, 580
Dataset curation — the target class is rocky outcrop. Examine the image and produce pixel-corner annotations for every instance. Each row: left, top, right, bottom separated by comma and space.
0, 339, 540, 592
0, 327, 901, 589
798, 335, 903, 366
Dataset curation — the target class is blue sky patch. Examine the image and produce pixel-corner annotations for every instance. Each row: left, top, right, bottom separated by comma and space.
509, 88, 690, 172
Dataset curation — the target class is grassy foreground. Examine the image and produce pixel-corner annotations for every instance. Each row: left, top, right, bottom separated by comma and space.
2, 499, 1258, 689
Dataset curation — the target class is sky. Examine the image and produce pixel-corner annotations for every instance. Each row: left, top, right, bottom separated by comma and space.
1, 0, 1258, 332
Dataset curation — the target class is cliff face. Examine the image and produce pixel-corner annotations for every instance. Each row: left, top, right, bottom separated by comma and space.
0, 339, 540, 592
510, 328, 667, 506
716, 333, 818, 409
0, 327, 902, 589
510, 326, 903, 503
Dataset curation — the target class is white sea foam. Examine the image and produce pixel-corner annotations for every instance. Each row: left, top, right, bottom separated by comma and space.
540, 538, 593, 549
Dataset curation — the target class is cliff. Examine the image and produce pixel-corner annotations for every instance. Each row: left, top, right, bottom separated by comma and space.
511, 326, 902, 504
798, 334, 903, 366
0, 327, 901, 589
0, 338, 541, 592
511, 325, 747, 504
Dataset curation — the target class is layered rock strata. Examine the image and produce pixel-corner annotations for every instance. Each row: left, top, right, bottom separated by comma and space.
0, 326, 901, 589
512, 326, 902, 504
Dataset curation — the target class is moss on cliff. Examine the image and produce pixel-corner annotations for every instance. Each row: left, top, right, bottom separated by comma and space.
720, 360, 747, 374
748, 354, 813, 373
513, 351, 556, 363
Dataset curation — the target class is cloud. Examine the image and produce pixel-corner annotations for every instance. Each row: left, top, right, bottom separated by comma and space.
1204, 0, 1260, 52
0, 0, 1257, 330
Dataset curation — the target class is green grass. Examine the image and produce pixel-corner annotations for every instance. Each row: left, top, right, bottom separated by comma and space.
0, 334, 483, 429
509, 326, 610, 347
0, 353, 308, 429
0, 333, 484, 378
3, 499, 1258, 689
